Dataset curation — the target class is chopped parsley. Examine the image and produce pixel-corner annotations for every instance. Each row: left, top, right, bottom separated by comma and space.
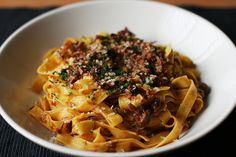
131, 45, 141, 54
145, 77, 154, 86
106, 82, 130, 95
88, 54, 98, 66
58, 28, 172, 92
59, 69, 69, 81
96, 64, 110, 79
113, 68, 125, 76
120, 82, 129, 90
107, 49, 117, 59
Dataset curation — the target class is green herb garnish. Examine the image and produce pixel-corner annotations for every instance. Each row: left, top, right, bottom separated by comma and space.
131, 45, 141, 54
120, 82, 129, 90
59, 69, 69, 80
113, 68, 125, 76
107, 49, 117, 59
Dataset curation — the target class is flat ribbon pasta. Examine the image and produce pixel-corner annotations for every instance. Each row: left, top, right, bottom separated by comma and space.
29, 29, 209, 152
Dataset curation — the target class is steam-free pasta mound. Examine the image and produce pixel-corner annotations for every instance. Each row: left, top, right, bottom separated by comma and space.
29, 28, 210, 152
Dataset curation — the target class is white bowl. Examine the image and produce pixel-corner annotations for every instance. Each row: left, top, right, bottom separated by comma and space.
0, 1, 236, 157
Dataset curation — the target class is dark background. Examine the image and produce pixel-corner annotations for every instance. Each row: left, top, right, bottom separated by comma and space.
0, 7, 236, 157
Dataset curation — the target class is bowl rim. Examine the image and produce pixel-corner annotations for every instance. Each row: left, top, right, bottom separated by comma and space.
0, 0, 236, 156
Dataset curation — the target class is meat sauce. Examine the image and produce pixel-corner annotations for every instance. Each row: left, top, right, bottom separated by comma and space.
57, 28, 207, 135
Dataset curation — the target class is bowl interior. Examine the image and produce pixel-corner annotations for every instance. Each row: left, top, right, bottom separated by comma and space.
1, 1, 236, 156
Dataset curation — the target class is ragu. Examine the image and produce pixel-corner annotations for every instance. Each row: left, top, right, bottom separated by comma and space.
29, 28, 209, 152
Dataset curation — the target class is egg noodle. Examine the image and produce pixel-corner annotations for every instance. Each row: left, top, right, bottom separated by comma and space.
29, 28, 209, 152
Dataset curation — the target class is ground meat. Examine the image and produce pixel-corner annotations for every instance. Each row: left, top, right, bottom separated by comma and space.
107, 93, 163, 135
62, 28, 171, 91
57, 28, 176, 134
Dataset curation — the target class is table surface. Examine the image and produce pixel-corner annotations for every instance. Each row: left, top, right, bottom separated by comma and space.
0, 4, 236, 157
0, 0, 236, 8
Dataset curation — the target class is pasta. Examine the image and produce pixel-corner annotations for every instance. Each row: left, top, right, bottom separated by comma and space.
29, 28, 210, 152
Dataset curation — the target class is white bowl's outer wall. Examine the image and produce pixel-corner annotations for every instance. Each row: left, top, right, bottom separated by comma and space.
0, 1, 236, 157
